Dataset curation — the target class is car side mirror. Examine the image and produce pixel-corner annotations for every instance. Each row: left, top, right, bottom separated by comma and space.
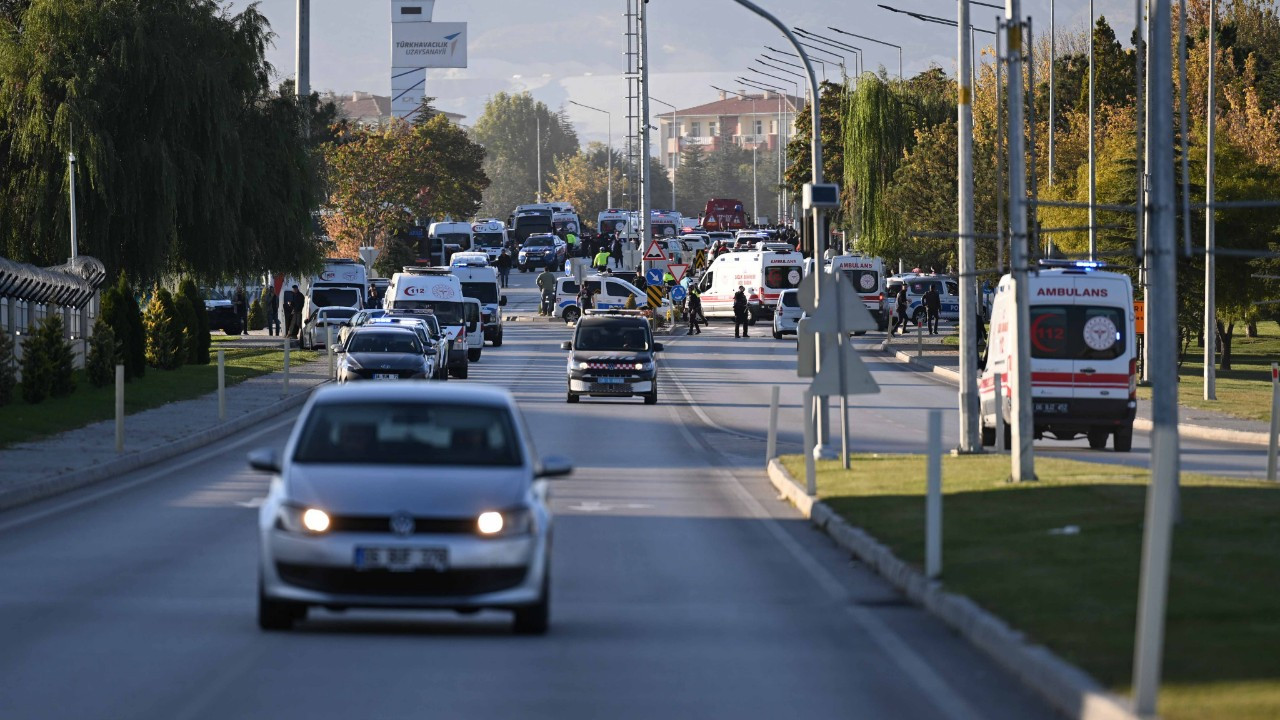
500, 296, 508, 307
652, 342, 664, 352
536, 455, 574, 478
331, 344, 344, 353
560, 341, 573, 351
247, 447, 282, 473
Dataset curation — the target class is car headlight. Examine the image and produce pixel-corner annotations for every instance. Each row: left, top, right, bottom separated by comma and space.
276, 505, 331, 534
340, 355, 362, 370
577, 361, 590, 370
477, 509, 533, 537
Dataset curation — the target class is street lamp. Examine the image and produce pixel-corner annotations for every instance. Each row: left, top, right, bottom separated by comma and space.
749, 66, 802, 105
789, 31, 860, 79
828, 25, 903, 81
567, 100, 613, 208
650, 96, 678, 212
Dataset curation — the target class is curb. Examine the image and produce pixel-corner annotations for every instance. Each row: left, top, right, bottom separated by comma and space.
766, 458, 1141, 720
871, 343, 1271, 447
0, 380, 325, 513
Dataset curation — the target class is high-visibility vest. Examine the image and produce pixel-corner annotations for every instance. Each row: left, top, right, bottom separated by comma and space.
594, 251, 611, 266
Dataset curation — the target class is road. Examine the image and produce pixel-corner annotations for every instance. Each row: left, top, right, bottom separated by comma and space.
0, 269, 1057, 720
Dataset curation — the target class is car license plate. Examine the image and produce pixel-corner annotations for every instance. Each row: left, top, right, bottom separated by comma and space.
372, 373, 398, 380
355, 547, 448, 571
1034, 402, 1070, 414
598, 376, 625, 384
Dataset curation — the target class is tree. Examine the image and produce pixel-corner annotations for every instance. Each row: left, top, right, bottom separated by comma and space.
175, 279, 210, 366
0, 327, 16, 406
20, 313, 74, 403
674, 145, 711, 216
143, 287, 184, 370
86, 317, 117, 388
546, 144, 622, 227
100, 272, 144, 380
0, 0, 323, 281
471, 92, 579, 218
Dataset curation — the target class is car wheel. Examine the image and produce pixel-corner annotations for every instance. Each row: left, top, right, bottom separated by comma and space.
1087, 427, 1110, 450
493, 330, 503, 347
563, 307, 581, 324
643, 383, 658, 405
258, 579, 305, 631
746, 310, 758, 326
1113, 424, 1134, 452
468, 347, 482, 362
981, 421, 995, 447
225, 321, 243, 336
913, 308, 927, 326
772, 329, 782, 340
1002, 421, 1013, 451
566, 391, 579, 404
452, 364, 469, 379
513, 572, 550, 635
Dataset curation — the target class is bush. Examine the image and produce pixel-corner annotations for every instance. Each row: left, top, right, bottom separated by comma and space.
0, 330, 16, 406
143, 286, 185, 370
248, 298, 264, 331
20, 313, 75, 402
86, 317, 118, 388
101, 272, 145, 380
172, 287, 197, 365
175, 279, 210, 365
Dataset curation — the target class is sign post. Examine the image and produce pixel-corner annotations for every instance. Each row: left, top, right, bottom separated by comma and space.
1269, 363, 1279, 482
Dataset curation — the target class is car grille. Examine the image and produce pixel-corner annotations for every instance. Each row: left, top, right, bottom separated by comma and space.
328, 515, 476, 535
276, 563, 527, 597
588, 383, 633, 393
584, 362, 637, 371
350, 369, 416, 379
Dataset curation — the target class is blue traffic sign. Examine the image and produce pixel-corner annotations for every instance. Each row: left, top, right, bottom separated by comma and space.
645, 268, 664, 285
670, 286, 687, 302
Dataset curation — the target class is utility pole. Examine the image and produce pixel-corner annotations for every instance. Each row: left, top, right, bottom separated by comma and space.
1204, 0, 1217, 400
67, 126, 78, 260
536, 112, 542, 203
1088, 0, 1097, 260
957, 0, 979, 453
296, 0, 310, 137
1048, 0, 1055, 219
1132, 0, 1180, 712
1005, 0, 1035, 481
639, 0, 652, 270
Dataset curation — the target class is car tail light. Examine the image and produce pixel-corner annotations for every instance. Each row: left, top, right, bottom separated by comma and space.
1129, 358, 1137, 398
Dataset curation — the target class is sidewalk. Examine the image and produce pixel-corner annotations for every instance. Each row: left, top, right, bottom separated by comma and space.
867, 334, 1274, 446
0, 358, 330, 511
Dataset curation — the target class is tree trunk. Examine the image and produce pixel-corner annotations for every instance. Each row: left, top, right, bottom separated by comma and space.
1247, 321, 1258, 338
1217, 319, 1235, 372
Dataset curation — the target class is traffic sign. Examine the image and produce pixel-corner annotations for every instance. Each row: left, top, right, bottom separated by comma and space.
645, 268, 664, 286
1134, 300, 1145, 335
668, 263, 689, 283
797, 318, 817, 378
646, 285, 666, 309
670, 286, 687, 302
358, 246, 380, 266
643, 239, 667, 261
797, 272, 878, 333
808, 341, 880, 396
693, 249, 708, 271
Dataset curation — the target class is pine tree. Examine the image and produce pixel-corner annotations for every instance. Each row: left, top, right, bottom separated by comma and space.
143, 286, 184, 370
42, 314, 76, 398
248, 298, 264, 331
101, 272, 145, 379
0, 329, 16, 406
86, 317, 118, 388
175, 278, 210, 365
19, 320, 50, 404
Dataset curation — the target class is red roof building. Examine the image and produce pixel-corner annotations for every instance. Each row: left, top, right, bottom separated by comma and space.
655, 90, 801, 178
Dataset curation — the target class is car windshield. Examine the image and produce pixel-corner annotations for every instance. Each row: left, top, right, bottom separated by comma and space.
437, 233, 470, 246
319, 308, 357, 321
764, 266, 802, 289
354, 310, 386, 326
781, 291, 801, 308
312, 288, 360, 308
388, 301, 465, 325
575, 322, 650, 351
524, 236, 553, 247
293, 402, 522, 467
461, 282, 499, 304
473, 232, 503, 247
1030, 305, 1127, 360
202, 287, 229, 301
346, 331, 422, 354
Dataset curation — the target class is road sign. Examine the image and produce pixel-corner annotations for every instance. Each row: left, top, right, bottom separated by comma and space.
670, 286, 687, 302
668, 263, 689, 283
643, 239, 667, 261
693, 249, 708, 271
358, 246, 380, 267
797, 318, 817, 378
797, 272, 878, 333
645, 268, 664, 285
1134, 300, 1145, 335
808, 341, 880, 396
646, 285, 666, 309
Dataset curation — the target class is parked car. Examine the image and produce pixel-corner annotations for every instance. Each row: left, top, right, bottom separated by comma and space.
300, 306, 358, 350
202, 287, 242, 335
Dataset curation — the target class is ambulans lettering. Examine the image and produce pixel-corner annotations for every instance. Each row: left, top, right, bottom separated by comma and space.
1035, 287, 1108, 297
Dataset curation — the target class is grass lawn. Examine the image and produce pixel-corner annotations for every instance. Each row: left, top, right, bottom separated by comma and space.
780, 453, 1280, 720
1136, 320, 1280, 423
0, 343, 317, 448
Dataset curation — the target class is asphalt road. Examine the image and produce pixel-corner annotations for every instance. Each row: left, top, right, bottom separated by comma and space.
0, 268, 1058, 720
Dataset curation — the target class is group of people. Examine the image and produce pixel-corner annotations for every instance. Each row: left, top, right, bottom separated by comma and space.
889, 284, 942, 336
228, 283, 306, 338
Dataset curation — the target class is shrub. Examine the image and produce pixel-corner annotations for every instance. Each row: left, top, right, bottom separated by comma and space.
19, 320, 49, 404
19, 313, 74, 402
248, 298, 264, 331
175, 279, 210, 365
86, 317, 118, 388
0, 330, 16, 406
101, 272, 145, 380
172, 287, 197, 366
143, 286, 185, 370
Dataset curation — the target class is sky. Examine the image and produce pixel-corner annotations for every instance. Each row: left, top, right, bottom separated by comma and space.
242, 0, 1137, 147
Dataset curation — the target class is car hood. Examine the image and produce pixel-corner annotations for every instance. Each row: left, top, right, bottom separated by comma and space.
205, 299, 231, 308
572, 351, 650, 364
346, 352, 423, 369
286, 464, 528, 516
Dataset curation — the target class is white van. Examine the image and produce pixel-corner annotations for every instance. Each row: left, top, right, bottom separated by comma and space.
302, 258, 366, 323
461, 297, 484, 361
427, 221, 472, 265
553, 274, 649, 323
385, 267, 471, 378
470, 219, 509, 261
980, 262, 1137, 452
451, 259, 506, 346
828, 255, 889, 331
695, 248, 803, 322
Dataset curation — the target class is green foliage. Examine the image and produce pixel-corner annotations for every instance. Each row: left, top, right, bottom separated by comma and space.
100, 272, 144, 380
0, 0, 323, 281
471, 92, 579, 218
175, 279, 209, 365
86, 317, 117, 388
248, 298, 264, 331
0, 328, 15, 406
20, 312, 74, 403
787, 80, 848, 214
143, 287, 184, 370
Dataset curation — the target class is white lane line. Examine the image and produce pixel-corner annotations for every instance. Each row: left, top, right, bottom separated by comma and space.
0, 415, 297, 534
664, 365, 984, 720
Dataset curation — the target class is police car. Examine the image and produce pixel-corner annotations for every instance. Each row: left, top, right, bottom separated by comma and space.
886, 273, 960, 327
561, 310, 663, 405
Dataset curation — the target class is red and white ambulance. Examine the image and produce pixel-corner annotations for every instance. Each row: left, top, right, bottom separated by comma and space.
826, 254, 889, 332
694, 247, 803, 322
980, 262, 1137, 451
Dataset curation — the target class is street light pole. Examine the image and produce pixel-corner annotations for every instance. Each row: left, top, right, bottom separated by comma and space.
1005, 0, 1035, 482
568, 100, 614, 208
651, 97, 679, 211
536, 112, 542, 203
639, 0, 652, 270
1205, 0, 1217, 400
958, 0, 979, 453
711, 86, 762, 223
1088, 0, 1097, 260
296, 0, 310, 137
828, 26, 903, 80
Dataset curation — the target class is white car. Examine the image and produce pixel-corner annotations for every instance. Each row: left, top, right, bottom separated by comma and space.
301, 306, 357, 350
772, 289, 802, 339
250, 383, 572, 634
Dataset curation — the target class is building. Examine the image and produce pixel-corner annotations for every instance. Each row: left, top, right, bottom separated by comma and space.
655, 90, 801, 178
327, 91, 466, 128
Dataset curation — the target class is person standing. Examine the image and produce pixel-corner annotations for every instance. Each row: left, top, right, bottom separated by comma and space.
593, 247, 611, 272
576, 283, 594, 315
923, 283, 941, 335
263, 285, 280, 336
286, 284, 304, 339
610, 236, 623, 268
686, 288, 703, 335
732, 285, 750, 338
892, 285, 910, 336
233, 285, 248, 336
496, 249, 513, 288
535, 265, 558, 316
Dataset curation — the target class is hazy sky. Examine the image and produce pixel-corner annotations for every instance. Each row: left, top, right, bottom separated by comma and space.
242, 0, 1135, 146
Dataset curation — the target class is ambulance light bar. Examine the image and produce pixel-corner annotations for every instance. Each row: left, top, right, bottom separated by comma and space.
1038, 259, 1107, 270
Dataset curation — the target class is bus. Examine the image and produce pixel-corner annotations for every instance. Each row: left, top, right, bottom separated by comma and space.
509, 202, 578, 244
700, 198, 748, 232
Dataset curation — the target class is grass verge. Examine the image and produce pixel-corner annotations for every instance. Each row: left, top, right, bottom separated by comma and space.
0, 344, 317, 448
780, 453, 1280, 720
1137, 320, 1280, 423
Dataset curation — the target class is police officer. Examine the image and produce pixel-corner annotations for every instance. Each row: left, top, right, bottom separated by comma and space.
687, 287, 703, 335
536, 265, 557, 316
923, 283, 942, 334
733, 285, 750, 338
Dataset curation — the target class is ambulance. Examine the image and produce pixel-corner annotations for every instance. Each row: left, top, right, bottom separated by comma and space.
694, 247, 803, 322
469, 219, 509, 262
385, 267, 472, 378
827, 255, 889, 332
979, 261, 1137, 452
449, 255, 506, 347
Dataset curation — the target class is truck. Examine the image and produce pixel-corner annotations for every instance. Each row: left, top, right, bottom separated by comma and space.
700, 198, 748, 232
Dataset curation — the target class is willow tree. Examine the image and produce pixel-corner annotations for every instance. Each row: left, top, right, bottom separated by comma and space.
0, 0, 322, 281
844, 76, 911, 258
